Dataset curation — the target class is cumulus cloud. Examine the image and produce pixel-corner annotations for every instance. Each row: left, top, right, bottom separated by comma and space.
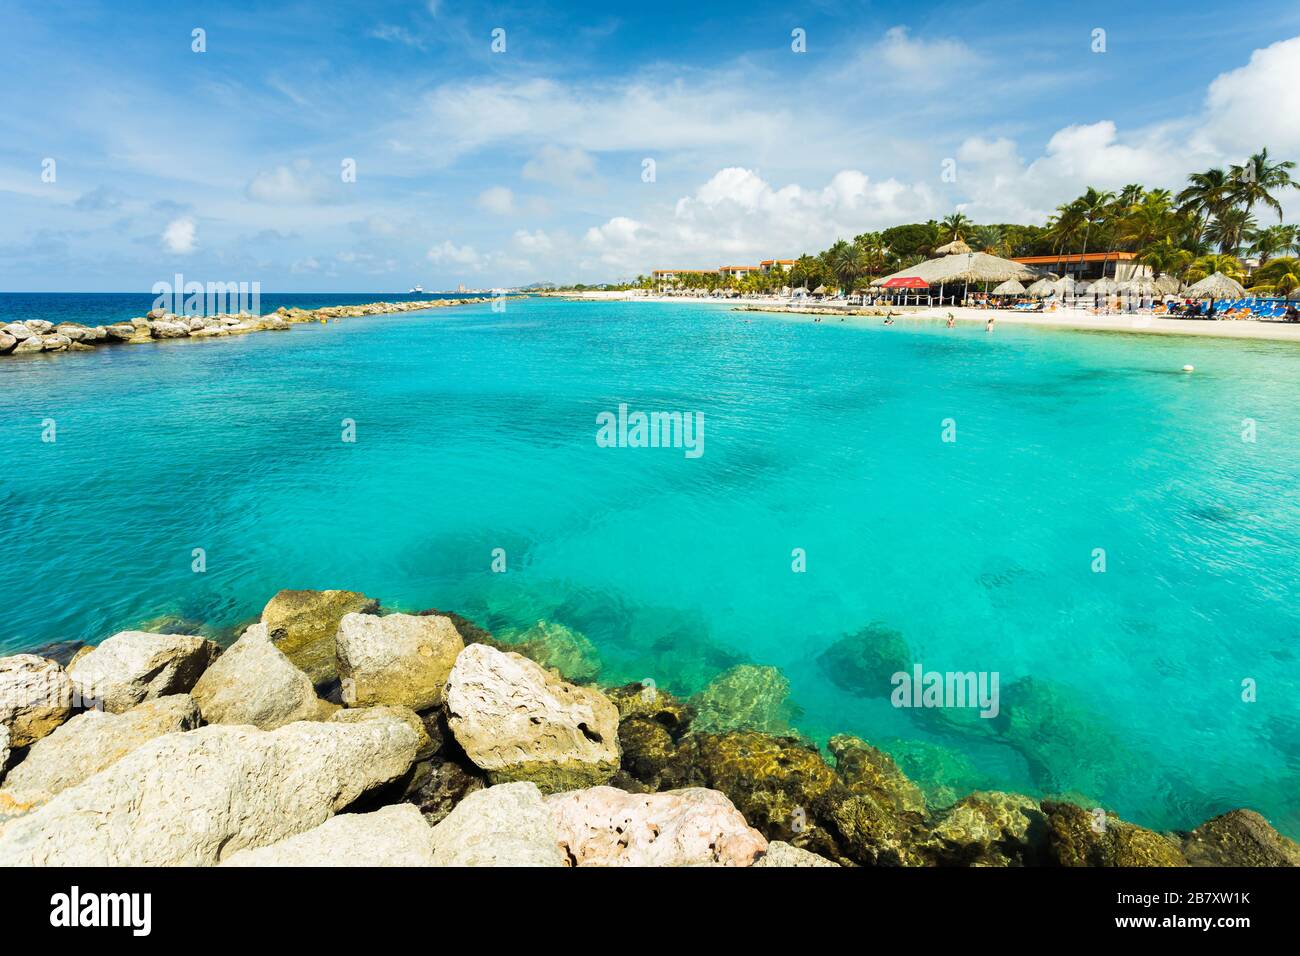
427, 240, 481, 268
1199, 36, 1300, 156
870, 26, 981, 88
477, 186, 515, 215
161, 217, 197, 254
245, 160, 328, 204
522, 145, 597, 186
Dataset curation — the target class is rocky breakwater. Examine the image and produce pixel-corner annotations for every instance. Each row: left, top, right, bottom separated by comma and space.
0, 298, 488, 359
2, 591, 1298, 867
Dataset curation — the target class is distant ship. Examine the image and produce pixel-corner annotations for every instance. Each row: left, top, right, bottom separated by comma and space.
408, 285, 423, 294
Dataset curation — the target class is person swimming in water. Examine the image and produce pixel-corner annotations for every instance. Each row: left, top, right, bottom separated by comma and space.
946, 312, 955, 329
985, 317, 994, 332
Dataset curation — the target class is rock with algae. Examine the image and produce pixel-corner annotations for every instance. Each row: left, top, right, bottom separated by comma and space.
1041, 800, 1187, 867
818, 623, 912, 698
690, 664, 798, 735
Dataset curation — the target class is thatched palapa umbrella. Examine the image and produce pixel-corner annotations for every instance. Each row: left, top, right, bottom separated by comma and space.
1026, 277, 1056, 298
1186, 272, 1245, 298
872, 250, 1040, 304
1154, 274, 1183, 295
991, 279, 1026, 296
933, 238, 974, 255
1089, 276, 1120, 295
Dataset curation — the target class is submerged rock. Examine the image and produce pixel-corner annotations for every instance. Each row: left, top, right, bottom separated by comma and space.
547, 786, 767, 867
191, 624, 336, 729
261, 588, 379, 686
428, 782, 566, 867
0, 694, 201, 810
691, 664, 797, 735
1041, 801, 1187, 867
920, 791, 1048, 866
221, 804, 435, 867
0, 716, 420, 866
754, 841, 840, 867
68, 631, 219, 713
818, 623, 912, 698
878, 737, 989, 810
664, 731, 842, 855
826, 735, 930, 866
502, 620, 602, 683
444, 643, 620, 792
0, 655, 74, 747
1180, 810, 1300, 867
335, 612, 463, 711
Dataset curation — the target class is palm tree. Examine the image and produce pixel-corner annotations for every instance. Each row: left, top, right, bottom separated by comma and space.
1228, 148, 1299, 222
940, 212, 972, 241
1206, 208, 1256, 254
823, 239, 858, 292
1248, 225, 1296, 264
1073, 187, 1116, 270
1177, 168, 1232, 248
1045, 202, 1084, 274
1185, 253, 1246, 284
970, 224, 1006, 254
1251, 257, 1300, 295
1137, 239, 1193, 279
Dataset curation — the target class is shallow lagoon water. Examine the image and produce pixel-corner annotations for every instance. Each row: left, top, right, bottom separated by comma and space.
2, 296, 1298, 835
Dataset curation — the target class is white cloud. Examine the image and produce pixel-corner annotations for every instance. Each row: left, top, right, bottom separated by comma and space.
290, 256, 321, 273
1200, 36, 1300, 156
161, 217, 197, 254
872, 26, 980, 88
477, 186, 515, 215
427, 240, 481, 268
522, 145, 597, 186
245, 161, 326, 204
513, 229, 556, 252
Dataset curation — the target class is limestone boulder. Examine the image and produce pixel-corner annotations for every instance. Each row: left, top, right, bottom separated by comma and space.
0, 716, 420, 865
191, 624, 336, 730
41, 334, 71, 351
220, 804, 435, 866
23, 320, 54, 334
1181, 810, 1300, 867
444, 643, 620, 791
68, 631, 219, 713
0, 695, 201, 810
336, 612, 463, 711
149, 321, 190, 338
11, 336, 45, 353
261, 588, 379, 685
104, 323, 136, 341
0, 725, 9, 783
548, 786, 767, 867
428, 782, 566, 867
0, 655, 74, 747
754, 841, 840, 867
2, 322, 33, 340
0, 333, 15, 354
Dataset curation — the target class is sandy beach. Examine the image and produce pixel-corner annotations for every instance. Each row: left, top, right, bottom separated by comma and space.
553, 291, 1300, 342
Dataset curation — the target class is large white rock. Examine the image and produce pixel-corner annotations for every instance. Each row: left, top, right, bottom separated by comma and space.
0, 716, 419, 865
428, 782, 566, 867
220, 804, 434, 866
444, 643, 619, 791
753, 841, 840, 867
547, 786, 767, 867
191, 624, 336, 730
0, 655, 74, 747
0, 695, 201, 810
336, 612, 463, 711
68, 632, 219, 713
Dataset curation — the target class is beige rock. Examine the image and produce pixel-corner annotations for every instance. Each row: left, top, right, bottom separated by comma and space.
0, 655, 74, 747
68, 631, 219, 713
0, 333, 15, 354
220, 804, 434, 866
261, 588, 379, 685
444, 643, 620, 792
0, 694, 201, 809
754, 841, 840, 867
41, 334, 71, 351
11, 336, 45, 353
191, 624, 336, 730
428, 782, 566, 867
329, 705, 433, 759
336, 612, 463, 711
547, 786, 767, 867
0, 716, 419, 865
0, 725, 9, 782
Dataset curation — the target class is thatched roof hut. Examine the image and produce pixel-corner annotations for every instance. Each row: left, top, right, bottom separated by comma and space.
1118, 277, 1160, 296
1186, 272, 1245, 298
1026, 277, 1056, 297
991, 279, 1026, 295
1089, 276, 1120, 295
1154, 274, 1183, 295
871, 251, 1040, 287
934, 238, 973, 255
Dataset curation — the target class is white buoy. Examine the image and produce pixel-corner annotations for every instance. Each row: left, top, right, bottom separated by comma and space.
1182, 364, 1195, 372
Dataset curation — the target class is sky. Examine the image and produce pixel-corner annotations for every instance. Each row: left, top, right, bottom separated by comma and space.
2, 0, 1300, 291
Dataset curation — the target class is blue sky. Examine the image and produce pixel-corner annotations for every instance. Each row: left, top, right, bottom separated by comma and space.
2, 0, 1299, 290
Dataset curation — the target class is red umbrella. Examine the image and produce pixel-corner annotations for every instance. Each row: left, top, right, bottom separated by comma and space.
882, 276, 928, 289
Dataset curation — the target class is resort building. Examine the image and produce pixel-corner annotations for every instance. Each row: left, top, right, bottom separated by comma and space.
1011, 252, 1151, 282
651, 269, 714, 283
759, 259, 796, 273
719, 265, 760, 279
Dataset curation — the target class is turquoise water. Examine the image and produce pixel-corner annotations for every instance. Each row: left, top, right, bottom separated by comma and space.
3, 296, 1298, 836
